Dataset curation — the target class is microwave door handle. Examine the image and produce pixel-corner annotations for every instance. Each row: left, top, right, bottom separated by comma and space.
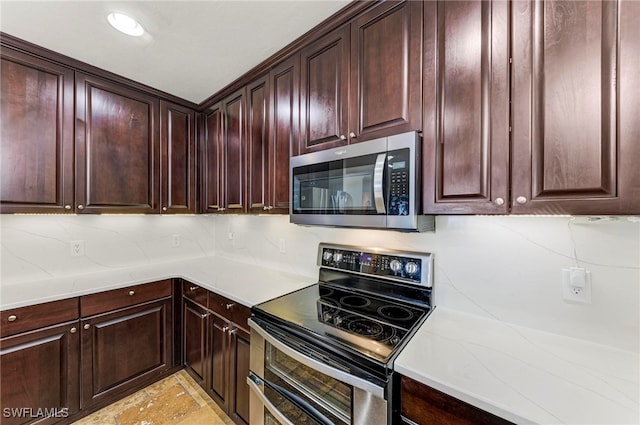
373, 153, 387, 214
247, 373, 296, 425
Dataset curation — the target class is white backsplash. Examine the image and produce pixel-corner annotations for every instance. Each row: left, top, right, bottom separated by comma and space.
0, 215, 215, 284
213, 214, 640, 353
1, 213, 638, 352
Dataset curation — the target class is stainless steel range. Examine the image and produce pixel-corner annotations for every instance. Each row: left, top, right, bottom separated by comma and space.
248, 243, 433, 425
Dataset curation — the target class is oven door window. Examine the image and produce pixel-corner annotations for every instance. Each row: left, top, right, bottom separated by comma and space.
265, 341, 351, 425
292, 153, 383, 215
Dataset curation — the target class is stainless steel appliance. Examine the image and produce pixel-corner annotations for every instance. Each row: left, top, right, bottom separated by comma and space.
290, 131, 434, 232
248, 243, 434, 425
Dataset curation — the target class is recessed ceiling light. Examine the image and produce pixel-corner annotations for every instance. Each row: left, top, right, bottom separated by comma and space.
107, 12, 144, 37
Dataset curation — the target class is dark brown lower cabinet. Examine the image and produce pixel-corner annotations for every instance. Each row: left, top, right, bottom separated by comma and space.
183, 299, 208, 386
399, 375, 513, 425
182, 284, 250, 425
0, 321, 80, 425
80, 298, 172, 409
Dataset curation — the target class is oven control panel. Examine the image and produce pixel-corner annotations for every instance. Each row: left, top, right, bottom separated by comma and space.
318, 243, 433, 287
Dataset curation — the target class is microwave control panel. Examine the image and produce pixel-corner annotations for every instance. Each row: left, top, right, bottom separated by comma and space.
387, 149, 410, 216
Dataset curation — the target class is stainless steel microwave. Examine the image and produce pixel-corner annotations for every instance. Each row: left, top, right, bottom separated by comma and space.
290, 131, 434, 232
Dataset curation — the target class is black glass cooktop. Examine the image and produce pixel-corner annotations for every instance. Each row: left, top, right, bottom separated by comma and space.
253, 281, 429, 363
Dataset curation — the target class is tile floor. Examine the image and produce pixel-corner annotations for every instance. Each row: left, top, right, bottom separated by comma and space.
71, 370, 235, 425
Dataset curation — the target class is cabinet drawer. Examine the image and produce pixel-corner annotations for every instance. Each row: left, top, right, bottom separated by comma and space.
1, 297, 79, 337
182, 281, 208, 307
208, 292, 250, 331
81, 280, 172, 317
400, 375, 514, 425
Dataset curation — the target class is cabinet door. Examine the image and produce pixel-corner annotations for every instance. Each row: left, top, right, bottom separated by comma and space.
246, 75, 270, 214
0, 47, 74, 214
75, 74, 160, 213
269, 55, 299, 212
160, 101, 196, 213
299, 25, 350, 154
423, 0, 510, 214
207, 313, 229, 410
183, 299, 208, 387
511, 0, 640, 214
228, 327, 250, 425
202, 103, 224, 213
349, 0, 423, 143
223, 89, 247, 212
0, 321, 80, 425
81, 299, 171, 408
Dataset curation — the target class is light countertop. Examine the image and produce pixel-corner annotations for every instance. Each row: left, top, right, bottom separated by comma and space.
0, 255, 316, 310
395, 307, 640, 425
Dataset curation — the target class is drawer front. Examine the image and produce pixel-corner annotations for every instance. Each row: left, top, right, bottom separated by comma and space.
182, 281, 208, 307
208, 291, 250, 331
1, 297, 79, 337
81, 280, 172, 317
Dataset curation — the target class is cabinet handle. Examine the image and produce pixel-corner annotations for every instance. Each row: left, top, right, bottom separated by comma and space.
201, 313, 208, 319
129, 290, 135, 296
494, 197, 505, 206
162, 206, 167, 211
228, 328, 237, 335
83, 324, 90, 330
225, 303, 235, 310
339, 134, 346, 141
7, 315, 17, 322
268, 206, 273, 210
64, 205, 72, 210
189, 286, 198, 292
77, 205, 84, 210
222, 326, 229, 333
349, 132, 357, 139
70, 327, 77, 333
219, 207, 226, 212
263, 206, 269, 211
515, 196, 528, 205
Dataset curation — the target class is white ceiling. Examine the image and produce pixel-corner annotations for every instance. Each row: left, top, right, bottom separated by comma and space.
0, 0, 351, 104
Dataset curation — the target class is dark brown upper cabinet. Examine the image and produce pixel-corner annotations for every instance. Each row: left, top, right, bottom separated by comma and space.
246, 74, 271, 214
423, 0, 510, 214
0, 47, 75, 213
201, 102, 224, 213
298, 1, 422, 155
76, 73, 160, 213
511, 0, 640, 214
268, 55, 300, 213
299, 24, 350, 154
222, 88, 247, 213
160, 101, 197, 214
349, 0, 423, 143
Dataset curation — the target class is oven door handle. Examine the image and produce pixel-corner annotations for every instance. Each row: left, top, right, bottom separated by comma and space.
249, 318, 385, 399
247, 373, 295, 425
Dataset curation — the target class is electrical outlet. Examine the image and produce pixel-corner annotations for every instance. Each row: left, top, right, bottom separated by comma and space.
70, 240, 85, 257
172, 234, 181, 247
562, 267, 592, 304
228, 232, 234, 240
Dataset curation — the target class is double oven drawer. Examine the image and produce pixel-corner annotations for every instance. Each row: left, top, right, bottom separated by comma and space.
248, 317, 388, 425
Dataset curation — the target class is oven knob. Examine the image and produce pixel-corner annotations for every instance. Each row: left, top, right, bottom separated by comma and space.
323, 250, 333, 262
389, 259, 402, 273
334, 316, 343, 326
334, 252, 343, 263
405, 261, 419, 275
